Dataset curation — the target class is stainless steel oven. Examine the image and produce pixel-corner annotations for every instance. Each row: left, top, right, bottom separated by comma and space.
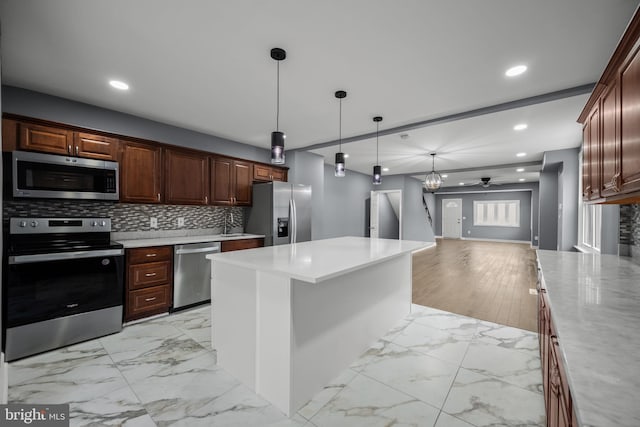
3, 217, 124, 361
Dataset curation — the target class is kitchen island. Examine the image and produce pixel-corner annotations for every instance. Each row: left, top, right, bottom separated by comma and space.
206, 236, 434, 416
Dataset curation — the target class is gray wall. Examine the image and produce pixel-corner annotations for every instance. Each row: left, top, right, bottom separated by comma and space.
2, 86, 270, 163
540, 148, 580, 251
377, 176, 435, 242
601, 204, 620, 255
321, 164, 372, 239
538, 168, 559, 250
435, 189, 533, 242
433, 182, 539, 245
285, 151, 325, 240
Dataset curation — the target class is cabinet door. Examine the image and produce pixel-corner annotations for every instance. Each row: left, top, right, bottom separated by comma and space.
271, 167, 287, 182
587, 106, 601, 201
19, 123, 71, 155
221, 238, 264, 252
211, 157, 233, 205
582, 124, 591, 200
74, 132, 118, 160
600, 81, 621, 197
120, 141, 163, 203
165, 148, 210, 205
2, 118, 18, 152
233, 160, 252, 205
620, 45, 640, 194
253, 164, 273, 182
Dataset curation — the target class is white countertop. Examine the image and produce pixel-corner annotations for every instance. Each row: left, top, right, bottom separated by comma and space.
116, 233, 264, 248
207, 236, 435, 283
537, 250, 640, 427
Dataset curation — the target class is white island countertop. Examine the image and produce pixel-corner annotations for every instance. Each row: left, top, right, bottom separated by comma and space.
207, 236, 434, 283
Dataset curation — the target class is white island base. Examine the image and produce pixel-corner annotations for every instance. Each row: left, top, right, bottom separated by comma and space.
208, 237, 433, 416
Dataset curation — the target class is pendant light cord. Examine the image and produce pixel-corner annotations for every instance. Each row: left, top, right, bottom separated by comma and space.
276, 61, 280, 132
339, 98, 342, 152
376, 122, 379, 164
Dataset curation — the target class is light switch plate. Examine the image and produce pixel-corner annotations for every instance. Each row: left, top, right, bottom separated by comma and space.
150, 217, 158, 228
177, 217, 185, 227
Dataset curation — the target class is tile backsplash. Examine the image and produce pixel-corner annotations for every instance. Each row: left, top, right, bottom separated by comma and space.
2, 200, 244, 232
619, 204, 640, 261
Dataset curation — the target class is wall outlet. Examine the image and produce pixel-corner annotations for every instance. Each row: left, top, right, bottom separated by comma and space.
177, 217, 185, 227
150, 217, 158, 228
534, 235, 539, 241
467, 230, 471, 234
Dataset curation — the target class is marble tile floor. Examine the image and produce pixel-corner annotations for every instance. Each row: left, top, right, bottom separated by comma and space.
8, 304, 545, 426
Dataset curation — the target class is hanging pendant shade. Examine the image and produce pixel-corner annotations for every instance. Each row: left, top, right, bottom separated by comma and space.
334, 90, 347, 177
424, 153, 442, 192
270, 48, 286, 164
372, 116, 383, 185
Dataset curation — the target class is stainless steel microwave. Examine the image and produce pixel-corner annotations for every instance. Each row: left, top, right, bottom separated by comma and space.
12, 150, 119, 200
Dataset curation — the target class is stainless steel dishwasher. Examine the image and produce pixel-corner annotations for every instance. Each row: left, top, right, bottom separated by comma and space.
173, 241, 221, 310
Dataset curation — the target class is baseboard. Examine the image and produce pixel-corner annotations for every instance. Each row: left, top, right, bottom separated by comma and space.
460, 237, 531, 244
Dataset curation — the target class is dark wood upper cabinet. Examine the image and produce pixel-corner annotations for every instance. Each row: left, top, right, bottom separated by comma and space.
19, 122, 71, 155
253, 163, 288, 182
211, 157, 252, 206
579, 8, 640, 203
74, 132, 118, 160
619, 44, 640, 195
165, 148, 210, 205
16, 122, 118, 160
120, 141, 163, 203
2, 118, 18, 152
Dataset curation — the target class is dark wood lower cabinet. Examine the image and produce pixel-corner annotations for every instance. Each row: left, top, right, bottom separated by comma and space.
539, 287, 578, 427
125, 246, 173, 321
221, 238, 264, 252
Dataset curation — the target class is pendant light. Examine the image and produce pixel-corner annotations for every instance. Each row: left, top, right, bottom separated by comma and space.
424, 153, 443, 192
372, 116, 383, 185
270, 48, 286, 164
334, 90, 347, 177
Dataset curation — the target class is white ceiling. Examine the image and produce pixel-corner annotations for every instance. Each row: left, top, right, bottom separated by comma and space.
1, 0, 639, 184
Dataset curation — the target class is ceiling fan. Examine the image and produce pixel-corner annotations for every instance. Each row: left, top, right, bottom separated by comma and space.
479, 177, 500, 188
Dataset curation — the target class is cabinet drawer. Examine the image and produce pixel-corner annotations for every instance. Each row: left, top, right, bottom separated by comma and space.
128, 261, 171, 289
221, 238, 264, 252
127, 285, 171, 318
127, 246, 172, 264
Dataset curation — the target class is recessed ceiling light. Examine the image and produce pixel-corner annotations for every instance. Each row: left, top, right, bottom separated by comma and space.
343, 154, 349, 158
505, 65, 527, 77
516, 168, 525, 172
516, 152, 527, 157
459, 182, 465, 186
442, 174, 448, 178
513, 123, 528, 131
519, 178, 526, 182
382, 167, 389, 172
109, 80, 129, 90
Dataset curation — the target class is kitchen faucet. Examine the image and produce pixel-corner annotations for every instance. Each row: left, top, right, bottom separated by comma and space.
224, 211, 234, 234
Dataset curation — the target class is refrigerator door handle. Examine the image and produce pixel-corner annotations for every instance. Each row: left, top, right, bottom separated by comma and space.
292, 198, 297, 243
289, 199, 294, 244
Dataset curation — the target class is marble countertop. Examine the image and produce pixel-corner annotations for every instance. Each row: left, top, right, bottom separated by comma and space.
116, 233, 265, 248
206, 236, 435, 283
536, 250, 640, 427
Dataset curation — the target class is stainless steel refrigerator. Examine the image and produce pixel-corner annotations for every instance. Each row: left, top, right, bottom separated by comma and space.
246, 181, 312, 246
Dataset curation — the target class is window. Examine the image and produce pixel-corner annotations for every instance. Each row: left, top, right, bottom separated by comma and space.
473, 200, 520, 227
581, 204, 602, 250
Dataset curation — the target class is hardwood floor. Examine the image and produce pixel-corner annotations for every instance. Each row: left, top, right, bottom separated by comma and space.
412, 239, 538, 332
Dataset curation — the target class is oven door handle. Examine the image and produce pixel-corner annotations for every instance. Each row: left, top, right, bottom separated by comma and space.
9, 249, 124, 265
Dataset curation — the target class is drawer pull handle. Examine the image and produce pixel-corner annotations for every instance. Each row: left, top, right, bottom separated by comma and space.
145, 272, 157, 277
145, 297, 157, 302
146, 253, 157, 257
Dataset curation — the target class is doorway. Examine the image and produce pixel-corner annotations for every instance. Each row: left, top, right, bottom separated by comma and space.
442, 198, 462, 239
370, 190, 402, 239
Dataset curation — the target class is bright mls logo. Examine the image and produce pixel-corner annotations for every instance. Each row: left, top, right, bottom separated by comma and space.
1, 404, 69, 426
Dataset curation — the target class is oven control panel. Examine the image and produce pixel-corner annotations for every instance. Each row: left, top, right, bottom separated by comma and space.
10, 217, 112, 234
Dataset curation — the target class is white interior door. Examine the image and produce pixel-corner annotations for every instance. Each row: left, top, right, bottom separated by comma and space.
442, 198, 462, 239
